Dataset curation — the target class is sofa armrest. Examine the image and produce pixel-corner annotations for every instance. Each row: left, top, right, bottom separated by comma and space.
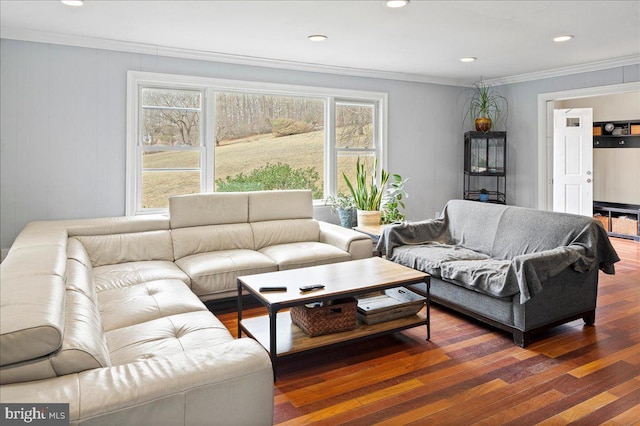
318, 221, 373, 260
376, 219, 447, 257
0, 339, 273, 426
508, 244, 590, 303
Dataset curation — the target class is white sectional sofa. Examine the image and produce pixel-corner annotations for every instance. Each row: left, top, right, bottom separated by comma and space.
0, 190, 372, 425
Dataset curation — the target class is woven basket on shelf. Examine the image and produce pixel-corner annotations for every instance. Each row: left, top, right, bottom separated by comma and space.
611, 217, 638, 237
290, 298, 357, 337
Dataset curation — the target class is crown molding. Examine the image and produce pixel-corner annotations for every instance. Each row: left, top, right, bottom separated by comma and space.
0, 27, 464, 86
2, 27, 638, 88
484, 55, 640, 86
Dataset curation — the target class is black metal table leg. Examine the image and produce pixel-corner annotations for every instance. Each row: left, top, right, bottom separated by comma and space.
237, 279, 243, 338
426, 277, 431, 341
269, 306, 278, 380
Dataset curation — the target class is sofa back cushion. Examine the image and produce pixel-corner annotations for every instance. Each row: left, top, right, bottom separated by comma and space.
169, 192, 249, 228
248, 190, 313, 222
67, 216, 170, 237
74, 230, 174, 267
252, 219, 320, 250
171, 223, 255, 260
444, 200, 507, 256
492, 206, 596, 259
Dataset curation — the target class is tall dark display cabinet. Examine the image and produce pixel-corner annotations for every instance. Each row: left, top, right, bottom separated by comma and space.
463, 131, 506, 204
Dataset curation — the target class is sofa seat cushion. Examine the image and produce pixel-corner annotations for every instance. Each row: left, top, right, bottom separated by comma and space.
389, 242, 491, 277
98, 280, 208, 332
175, 250, 277, 298
440, 259, 512, 298
105, 311, 232, 366
93, 261, 190, 293
259, 242, 352, 270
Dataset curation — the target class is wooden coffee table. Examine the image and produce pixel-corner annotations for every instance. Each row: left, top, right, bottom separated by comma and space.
237, 257, 430, 378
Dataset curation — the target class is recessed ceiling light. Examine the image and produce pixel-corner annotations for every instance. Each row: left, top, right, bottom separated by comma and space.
308, 34, 328, 42
553, 35, 574, 42
385, 0, 409, 8
61, 0, 84, 5
460, 57, 477, 63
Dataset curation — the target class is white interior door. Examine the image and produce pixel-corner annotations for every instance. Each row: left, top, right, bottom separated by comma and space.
553, 108, 593, 216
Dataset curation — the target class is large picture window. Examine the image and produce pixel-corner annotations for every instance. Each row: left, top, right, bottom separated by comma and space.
126, 72, 387, 215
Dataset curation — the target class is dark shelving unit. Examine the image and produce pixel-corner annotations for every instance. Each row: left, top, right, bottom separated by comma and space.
593, 120, 640, 148
463, 131, 506, 204
593, 201, 640, 241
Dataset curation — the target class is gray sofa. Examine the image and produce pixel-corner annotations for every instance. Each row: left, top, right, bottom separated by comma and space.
377, 199, 620, 347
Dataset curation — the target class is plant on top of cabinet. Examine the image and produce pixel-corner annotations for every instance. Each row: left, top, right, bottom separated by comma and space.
462, 81, 509, 132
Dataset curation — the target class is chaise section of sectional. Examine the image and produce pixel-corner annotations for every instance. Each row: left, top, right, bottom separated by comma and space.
1, 215, 274, 425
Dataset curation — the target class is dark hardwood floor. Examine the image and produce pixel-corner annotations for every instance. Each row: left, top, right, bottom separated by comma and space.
216, 238, 640, 425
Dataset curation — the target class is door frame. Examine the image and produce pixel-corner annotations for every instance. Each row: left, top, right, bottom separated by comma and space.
536, 81, 640, 211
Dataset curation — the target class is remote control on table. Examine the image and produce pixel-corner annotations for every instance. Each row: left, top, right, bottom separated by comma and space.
258, 286, 287, 292
299, 284, 325, 292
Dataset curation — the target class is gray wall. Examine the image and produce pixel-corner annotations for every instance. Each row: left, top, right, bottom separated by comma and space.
2, 38, 639, 250
0, 38, 462, 249
501, 66, 640, 208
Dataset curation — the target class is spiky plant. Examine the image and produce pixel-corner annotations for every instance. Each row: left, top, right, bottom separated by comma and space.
343, 158, 390, 211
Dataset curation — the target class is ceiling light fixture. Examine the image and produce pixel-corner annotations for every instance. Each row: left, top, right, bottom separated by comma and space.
61, 0, 84, 5
385, 0, 409, 8
553, 35, 574, 42
460, 57, 477, 63
308, 34, 328, 42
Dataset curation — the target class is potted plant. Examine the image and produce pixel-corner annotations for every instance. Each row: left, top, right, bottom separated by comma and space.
343, 158, 389, 227
381, 173, 409, 224
462, 81, 508, 132
325, 194, 357, 228
479, 188, 490, 202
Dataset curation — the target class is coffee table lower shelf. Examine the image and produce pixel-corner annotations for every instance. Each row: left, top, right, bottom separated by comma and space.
241, 310, 427, 357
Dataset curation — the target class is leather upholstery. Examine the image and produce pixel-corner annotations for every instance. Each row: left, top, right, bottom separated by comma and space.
98, 279, 207, 332
171, 223, 254, 259
0, 275, 65, 367
175, 250, 278, 298
251, 218, 320, 250
93, 260, 190, 292
75, 230, 175, 267
0, 190, 377, 424
259, 242, 352, 270
66, 215, 171, 236
169, 192, 249, 228
0, 245, 67, 280
51, 289, 111, 375
248, 189, 313, 222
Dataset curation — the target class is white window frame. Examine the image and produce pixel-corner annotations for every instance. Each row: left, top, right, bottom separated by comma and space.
126, 71, 388, 215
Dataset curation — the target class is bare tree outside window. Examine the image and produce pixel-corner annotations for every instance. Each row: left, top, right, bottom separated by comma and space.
140, 88, 202, 209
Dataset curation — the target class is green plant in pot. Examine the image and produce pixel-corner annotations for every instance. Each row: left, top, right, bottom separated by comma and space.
381, 173, 409, 224
462, 81, 508, 132
325, 194, 357, 228
343, 158, 389, 227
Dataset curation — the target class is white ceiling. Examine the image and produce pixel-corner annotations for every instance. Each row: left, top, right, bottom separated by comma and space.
1, 0, 639, 85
